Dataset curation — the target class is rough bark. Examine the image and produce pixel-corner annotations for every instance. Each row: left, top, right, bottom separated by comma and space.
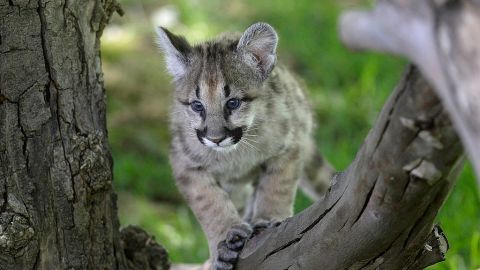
0, 1, 166, 269
340, 0, 480, 184
233, 65, 462, 269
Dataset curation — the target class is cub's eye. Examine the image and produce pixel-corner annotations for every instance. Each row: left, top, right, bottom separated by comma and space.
226, 98, 241, 110
190, 101, 204, 112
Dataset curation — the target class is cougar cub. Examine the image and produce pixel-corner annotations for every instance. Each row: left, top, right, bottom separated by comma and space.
156, 22, 333, 270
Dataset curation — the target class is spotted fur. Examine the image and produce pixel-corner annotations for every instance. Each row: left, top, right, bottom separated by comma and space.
156, 22, 334, 268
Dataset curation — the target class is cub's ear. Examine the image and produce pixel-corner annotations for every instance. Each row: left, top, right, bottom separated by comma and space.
237, 22, 278, 79
155, 27, 192, 79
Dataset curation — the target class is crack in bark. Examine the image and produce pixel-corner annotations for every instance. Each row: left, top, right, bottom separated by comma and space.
0, 47, 30, 54
402, 186, 441, 249
357, 231, 403, 269
72, 14, 97, 129
374, 118, 391, 152
263, 236, 302, 262
15, 103, 29, 175
37, 3, 73, 268
352, 179, 376, 226
1, 178, 8, 213
256, 191, 345, 265
37, 2, 52, 80
31, 247, 41, 270
338, 218, 349, 232
403, 207, 429, 248
38, 0, 75, 197
400, 174, 413, 201
300, 186, 346, 235
373, 71, 410, 152
72, 14, 87, 78
12, 73, 50, 103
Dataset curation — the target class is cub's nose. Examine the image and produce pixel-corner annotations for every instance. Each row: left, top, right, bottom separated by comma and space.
207, 136, 226, 144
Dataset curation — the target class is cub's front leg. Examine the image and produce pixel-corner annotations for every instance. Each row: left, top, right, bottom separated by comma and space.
250, 147, 302, 230
173, 166, 252, 270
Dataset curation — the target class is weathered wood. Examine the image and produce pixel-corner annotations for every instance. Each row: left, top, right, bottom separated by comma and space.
120, 225, 171, 270
235, 66, 462, 269
340, 0, 480, 184
0, 1, 167, 269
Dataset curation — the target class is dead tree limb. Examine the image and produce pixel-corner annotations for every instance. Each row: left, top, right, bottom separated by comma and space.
235, 66, 463, 269
340, 0, 480, 183
233, 1, 476, 268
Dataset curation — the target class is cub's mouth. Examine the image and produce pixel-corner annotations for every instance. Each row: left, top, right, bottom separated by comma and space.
196, 126, 244, 151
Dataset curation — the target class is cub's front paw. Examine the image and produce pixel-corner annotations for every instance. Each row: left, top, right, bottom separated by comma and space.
213, 223, 253, 270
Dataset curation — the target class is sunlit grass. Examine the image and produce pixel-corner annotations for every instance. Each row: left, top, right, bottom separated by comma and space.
117, 191, 208, 262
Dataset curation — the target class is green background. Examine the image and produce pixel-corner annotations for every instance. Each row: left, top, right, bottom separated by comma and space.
102, 0, 480, 268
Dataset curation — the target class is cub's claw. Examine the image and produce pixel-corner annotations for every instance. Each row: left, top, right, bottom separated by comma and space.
225, 223, 253, 250
213, 251, 233, 270
217, 241, 238, 263
213, 223, 253, 270
252, 219, 281, 235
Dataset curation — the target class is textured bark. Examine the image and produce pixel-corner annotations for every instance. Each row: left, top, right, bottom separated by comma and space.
0, 1, 166, 269
340, 0, 480, 184
234, 66, 462, 269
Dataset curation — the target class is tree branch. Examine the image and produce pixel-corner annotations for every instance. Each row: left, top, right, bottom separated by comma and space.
340, 0, 480, 184
410, 225, 449, 270
234, 66, 463, 269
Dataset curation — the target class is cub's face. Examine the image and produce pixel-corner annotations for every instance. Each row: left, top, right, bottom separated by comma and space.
157, 23, 278, 151
178, 57, 257, 151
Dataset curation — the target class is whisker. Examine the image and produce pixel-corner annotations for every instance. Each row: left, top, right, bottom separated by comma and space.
242, 138, 259, 152
238, 141, 248, 154
240, 139, 255, 153
243, 136, 259, 143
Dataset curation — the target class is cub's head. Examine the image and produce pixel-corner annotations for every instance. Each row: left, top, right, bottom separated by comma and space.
156, 23, 278, 151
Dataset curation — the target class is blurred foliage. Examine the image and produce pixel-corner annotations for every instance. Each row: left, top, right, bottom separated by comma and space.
102, 0, 480, 267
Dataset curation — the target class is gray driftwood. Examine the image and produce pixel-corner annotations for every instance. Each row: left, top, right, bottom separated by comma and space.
0, 0, 167, 269
340, 0, 480, 184
234, 66, 462, 270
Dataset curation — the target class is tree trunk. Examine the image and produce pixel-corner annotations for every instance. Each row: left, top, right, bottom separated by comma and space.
0, 1, 168, 269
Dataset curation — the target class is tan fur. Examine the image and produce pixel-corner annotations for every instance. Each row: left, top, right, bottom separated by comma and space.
156, 23, 334, 265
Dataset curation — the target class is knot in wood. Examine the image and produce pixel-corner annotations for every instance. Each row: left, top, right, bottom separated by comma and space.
0, 212, 34, 254
75, 132, 112, 191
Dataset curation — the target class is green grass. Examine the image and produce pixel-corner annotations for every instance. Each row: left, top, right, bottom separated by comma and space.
118, 191, 208, 262
103, 0, 480, 267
